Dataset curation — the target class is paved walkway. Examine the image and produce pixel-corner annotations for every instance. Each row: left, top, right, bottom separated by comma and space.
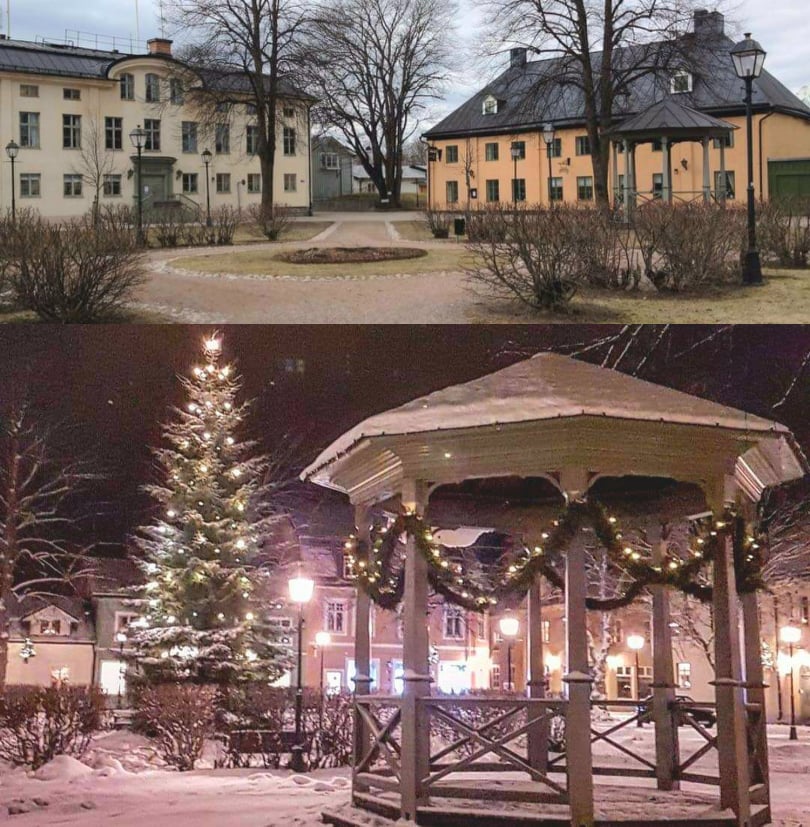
135, 211, 502, 323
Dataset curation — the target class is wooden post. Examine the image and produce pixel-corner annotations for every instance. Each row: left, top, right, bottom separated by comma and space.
611, 141, 619, 209
527, 578, 548, 773
651, 523, 679, 790
661, 136, 671, 202
710, 492, 751, 825
399, 479, 431, 821
719, 142, 727, 205
702, 138, 711, 203
352, 502, 373, 794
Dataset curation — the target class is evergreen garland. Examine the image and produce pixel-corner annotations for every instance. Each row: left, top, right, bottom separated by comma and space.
344, 499, 765, 613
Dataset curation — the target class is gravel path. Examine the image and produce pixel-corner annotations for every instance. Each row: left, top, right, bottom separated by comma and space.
135, 212, 501, 323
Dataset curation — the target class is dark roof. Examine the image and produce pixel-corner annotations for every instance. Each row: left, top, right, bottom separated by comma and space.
197, 68, 316, 103
424, 25, 810, 139
6, 593, 95, 640
608, 97, 737, 140
312, 135, 354, 155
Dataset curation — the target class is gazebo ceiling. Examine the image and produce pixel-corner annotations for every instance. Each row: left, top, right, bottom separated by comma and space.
301, 353, 806, 505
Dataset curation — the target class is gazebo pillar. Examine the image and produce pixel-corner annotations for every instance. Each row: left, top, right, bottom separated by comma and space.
526, 578, 548, 773
623, 140, 634, 218
399, 479, 431, 820
702, 138, 711, 202
651, 523, 679, 791
562, 473, 594, 827
611, 141, 620, 209
661, 136, 671, 202
352, 502, 373, 791
709, 483, 751, 826
719, 142, 727, 205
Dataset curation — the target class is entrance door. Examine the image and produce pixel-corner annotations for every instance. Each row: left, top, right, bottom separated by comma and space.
142, 174, 166, 203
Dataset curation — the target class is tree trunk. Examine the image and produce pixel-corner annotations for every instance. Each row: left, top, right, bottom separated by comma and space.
0, 433, 20, 691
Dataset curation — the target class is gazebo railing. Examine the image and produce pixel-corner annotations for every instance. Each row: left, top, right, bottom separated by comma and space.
354, 696, 404, 793
675, 699, 721, 785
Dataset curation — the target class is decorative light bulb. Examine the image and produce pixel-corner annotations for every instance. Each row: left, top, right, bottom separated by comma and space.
232, 468, 242, 478
199, 464, 208, 473
217, 612, 225, 620
226, 437, 235, 445
188, 403, 197, 413
203, 431, 211, 440
167, 509, 176, 518
224, 401, 232, 409
245, 612, 254, 621
236, 539, 246, 549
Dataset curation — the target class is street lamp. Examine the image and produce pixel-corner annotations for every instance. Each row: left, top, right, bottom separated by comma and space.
288, 569, 315, 772
542, 123, 555, 205
314, 631, 331, 696
116, 631, 127, 707
780, 624, 801, 740
627, 634, 645, 725
201, 148, 213, 227
730, 33, 766, 286
509, 142, 522, 207
129, 125, 146, 246
499, 615, 519, 691
5, 139, 18, 224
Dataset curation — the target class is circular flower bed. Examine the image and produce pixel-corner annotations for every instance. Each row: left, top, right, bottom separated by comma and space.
275, 246, 428, 265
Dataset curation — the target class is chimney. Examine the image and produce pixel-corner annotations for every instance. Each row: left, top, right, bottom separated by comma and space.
510, 47, 527, 69
693, 9, 724, 36
147, 38, 173, 56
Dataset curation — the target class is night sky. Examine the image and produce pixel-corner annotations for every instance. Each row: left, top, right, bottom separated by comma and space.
1, 325, 809, 550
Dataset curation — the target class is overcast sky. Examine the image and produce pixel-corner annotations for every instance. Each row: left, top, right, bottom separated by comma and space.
6, 0, 809, 122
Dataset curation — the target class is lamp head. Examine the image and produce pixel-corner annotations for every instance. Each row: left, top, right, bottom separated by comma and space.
201, 148, 213, 164
780, 624, 801, 645
289, 573, 314, 604
542, 122, 555, 144
315, 631, 331, 647
510, 142, 522, 160
116, 631, 127, 644
627, 634, 645, 651
730, 33, 766, 80
5, 140, 19, 160
499, 615, 519, 638
129, 125, 146, 150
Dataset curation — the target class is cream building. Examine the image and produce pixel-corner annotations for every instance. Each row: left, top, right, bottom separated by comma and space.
0, 35, 314, 219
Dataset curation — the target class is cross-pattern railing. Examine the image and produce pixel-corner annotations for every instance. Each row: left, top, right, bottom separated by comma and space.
675, 699, 720, 785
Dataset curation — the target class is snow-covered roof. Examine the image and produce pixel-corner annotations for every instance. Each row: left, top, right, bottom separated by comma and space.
302, 353, 805, 504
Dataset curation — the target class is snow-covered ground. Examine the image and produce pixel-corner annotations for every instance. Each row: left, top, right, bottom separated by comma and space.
1, 725, 809, 826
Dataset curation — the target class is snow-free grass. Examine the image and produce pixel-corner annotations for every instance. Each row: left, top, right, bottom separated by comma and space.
171, 246, 471, 279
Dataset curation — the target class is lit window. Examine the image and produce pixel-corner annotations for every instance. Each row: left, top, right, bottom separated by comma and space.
443, 605, 464, 639
326, 600, 346, 633
677, 662, 692, 689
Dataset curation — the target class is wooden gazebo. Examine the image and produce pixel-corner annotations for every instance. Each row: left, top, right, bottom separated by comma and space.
302, 353, 805, 827
608, 98, 738, 209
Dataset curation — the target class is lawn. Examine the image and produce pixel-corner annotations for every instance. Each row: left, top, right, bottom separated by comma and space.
0, 306, 175, 324
391, 219, 439, 242
144, 220, 333, 248
171, 245, 471, 278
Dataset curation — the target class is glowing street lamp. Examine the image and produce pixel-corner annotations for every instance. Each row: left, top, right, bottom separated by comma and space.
780, 624, 801, 740
499, 615, 519, 691
627, 633, 645, 724
289, 569, 314, 771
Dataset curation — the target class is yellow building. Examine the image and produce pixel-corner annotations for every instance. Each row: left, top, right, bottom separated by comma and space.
0, 35, 314, 219
424, 11, 810, 209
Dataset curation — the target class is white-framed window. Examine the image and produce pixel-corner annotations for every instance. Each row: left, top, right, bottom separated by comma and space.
577, 175, 594, 201
99, 659, 126, 696
446, 180, 459, 203
491, 664, 501, 689
144, 119, 161, 152
443, 605, 464, 639
62, 114, 81, 149
677, 661, 692, 689
326, 600, 346, 634
283, 127, 296, 156
181, 121, 198, 154
103, 174, 122, 197
115, 612, 141, 633
182, 173, 198, 194
105, 117, 123, 150
712, 133, 734, 149
216, 173, 231, 193
283, 173, 297, 192
20, 83, 39, 97
39, 619, 62, 635
575, 135, 590, 155
671, 71, 693, 94
169, 78, 184, 105
215, 124, 230, 154
321, 152, 339, 169
120, 73, 135, 101
445, 145, 458, 163
63, 87, 81, 100
247, 173, 261, 194
246, 125, 259, 155
482, 94, 498, 115
20, 173, 41, 198
63, 174, 83, 198
145, 72, 161, 102
342, 554, 354, 579
477, 616, 486, 639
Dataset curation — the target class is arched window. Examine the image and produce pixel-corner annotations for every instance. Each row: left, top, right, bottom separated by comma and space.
145, 73, 161, 102
120, 73, 135, 101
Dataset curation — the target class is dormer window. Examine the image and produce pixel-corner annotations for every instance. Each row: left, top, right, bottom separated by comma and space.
482, 95, 499, 115
671, 71, 693, 94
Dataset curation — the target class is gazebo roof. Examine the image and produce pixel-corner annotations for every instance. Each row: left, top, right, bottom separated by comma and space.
608, 97, 738, 142
302, 353, 805, 505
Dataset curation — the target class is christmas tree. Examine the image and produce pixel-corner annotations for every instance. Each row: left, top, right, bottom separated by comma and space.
130, 333, 290, 685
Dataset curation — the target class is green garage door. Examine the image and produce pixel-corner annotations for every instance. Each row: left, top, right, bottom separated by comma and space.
769, 159, 810, 198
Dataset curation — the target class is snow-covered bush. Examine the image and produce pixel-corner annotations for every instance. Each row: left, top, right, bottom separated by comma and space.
305, 690, 353, 769
757, 197, 810, 268
0, 685, 105, 770
133, 684, 217, 771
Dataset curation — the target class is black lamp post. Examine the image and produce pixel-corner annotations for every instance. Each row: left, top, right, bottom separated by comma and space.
730, 33, 766, 286
201, 148, 213, 227
627, 634, 645, 726
510, 142, 522, 207
781, 625, 801, 740
288, 570, 314, 772
542, 123, 555, 205
5, 139, 19, 224
499, 615, 519, 691
129, 125, 146, 246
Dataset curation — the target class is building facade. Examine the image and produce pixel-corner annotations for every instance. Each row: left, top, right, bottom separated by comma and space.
0, 35, 313, 219
423, 11, 810, 209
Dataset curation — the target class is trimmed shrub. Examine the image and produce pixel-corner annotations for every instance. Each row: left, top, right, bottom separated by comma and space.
757, 197, 810, 268
0, 684, 105, 769
133, 684, 217, 771
248, 203, 292, 240
423, 208, 452, 238
212, 205, 240, 246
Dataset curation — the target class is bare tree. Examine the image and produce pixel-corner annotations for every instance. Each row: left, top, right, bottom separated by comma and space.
73, 116, 119, 226
486, 0, 714, 205
305, 0, 456, 207
168, 0, 311, 215
0, 404, 98, 688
